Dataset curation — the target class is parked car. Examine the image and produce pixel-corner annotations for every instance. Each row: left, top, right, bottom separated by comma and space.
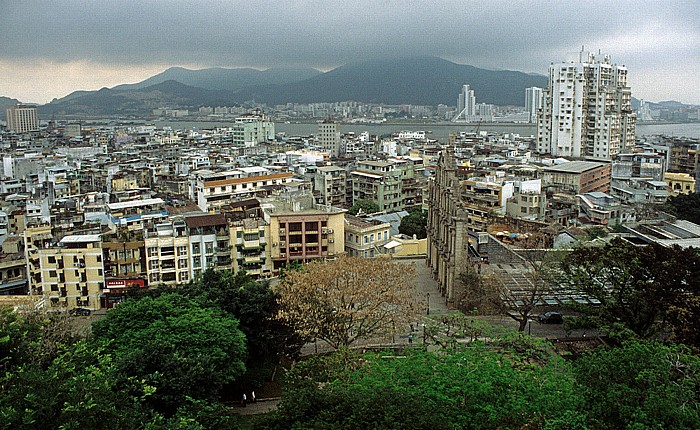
69, 307, 92, 317
538, 311, 563, 324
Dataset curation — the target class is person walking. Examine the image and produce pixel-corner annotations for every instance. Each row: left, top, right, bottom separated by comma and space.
408, 333, 413, 344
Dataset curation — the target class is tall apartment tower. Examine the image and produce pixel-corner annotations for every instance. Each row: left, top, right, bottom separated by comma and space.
537, 51, 636, 160
317, 119, 341, 158
524, 87, 543, 123
5, 105, 39, 133
453, 84, 476, 122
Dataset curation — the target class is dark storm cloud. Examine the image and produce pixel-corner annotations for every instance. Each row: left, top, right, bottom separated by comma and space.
1, 1, 696, 69
1, 1, 698, 103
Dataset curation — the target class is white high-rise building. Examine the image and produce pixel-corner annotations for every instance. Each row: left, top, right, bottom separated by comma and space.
5, 105, 39, 133
453, 84, 476, 122
317, 119, 341, 158
524, 87, 543, 123
537, 50, 636, 160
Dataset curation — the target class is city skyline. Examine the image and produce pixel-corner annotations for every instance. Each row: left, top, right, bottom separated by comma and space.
1, 1, 698, 105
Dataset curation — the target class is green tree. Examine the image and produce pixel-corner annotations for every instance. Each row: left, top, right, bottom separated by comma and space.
92, 294, 247, 414
665, 192, 700, 224
398, 209, 427, 239
348, 199, 380, 215
575, 340, 700, 429
0, 340, 157, 430
560, 238, 700, 340
0, 309, 80, 370
257, 344, 585, 430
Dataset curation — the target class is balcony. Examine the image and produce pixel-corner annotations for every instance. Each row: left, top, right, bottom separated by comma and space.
242, 240, 260, 250
244, 255, 262, 264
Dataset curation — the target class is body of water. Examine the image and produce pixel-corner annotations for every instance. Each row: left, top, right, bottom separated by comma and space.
153, 120, 700, 142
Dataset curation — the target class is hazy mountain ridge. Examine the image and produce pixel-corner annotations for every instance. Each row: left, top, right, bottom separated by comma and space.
0, 97, 22, 120
40, 81, 238, 116
233, 56, 548, 106
22, 57, 695, 117
113, 66, 322, 92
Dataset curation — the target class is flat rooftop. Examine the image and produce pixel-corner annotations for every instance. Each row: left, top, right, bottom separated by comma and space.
542, 161, 607, 174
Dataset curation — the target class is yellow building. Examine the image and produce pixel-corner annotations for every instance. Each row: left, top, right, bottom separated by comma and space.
25, 224, 54, 296
344, 214, 391, 258
262, 193, 345, 274
665, 172, 696, 195
39, 235, 105, 312
382, 235, 428, 257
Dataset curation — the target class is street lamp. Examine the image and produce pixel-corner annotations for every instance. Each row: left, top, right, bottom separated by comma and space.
426, 292, 430, 315
422, 323, 426, 344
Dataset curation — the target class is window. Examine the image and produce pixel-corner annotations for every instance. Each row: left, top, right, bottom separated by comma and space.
49, 270, 57, 278
48, 256, 56, 264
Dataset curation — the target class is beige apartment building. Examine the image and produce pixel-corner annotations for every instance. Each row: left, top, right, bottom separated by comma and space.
262, 193, 345, 274
39, 235, 105, 313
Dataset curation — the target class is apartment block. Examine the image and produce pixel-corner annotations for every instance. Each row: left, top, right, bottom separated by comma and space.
541, 161, 610, 195
185, 214, 231, 278
5, 105, 39, 133
262, 193, 345, 274
39, 235, 105, 313
231, 217, 271, 278
351, 160, 403, 212
196, 168, 295, 212
537, 51, 635, 160
460, 178, 514, 231
144, 220, 190, 286
312, 165, 347, 207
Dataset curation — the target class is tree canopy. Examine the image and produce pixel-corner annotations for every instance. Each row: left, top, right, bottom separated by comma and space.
559, 238, 700, 344
348, 199, 380, 215
92, 293, 247, 414
277, 256, 419, 348
664, 192, 700, 224
398, 209, 427, 239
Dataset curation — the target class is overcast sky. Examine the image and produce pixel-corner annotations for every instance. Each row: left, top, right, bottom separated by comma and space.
1, 0, 698, 104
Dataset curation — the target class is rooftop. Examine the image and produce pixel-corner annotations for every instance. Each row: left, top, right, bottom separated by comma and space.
542, 161, 607, 174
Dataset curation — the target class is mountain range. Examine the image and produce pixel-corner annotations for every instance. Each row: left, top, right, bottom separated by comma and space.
1, 57, 690, 118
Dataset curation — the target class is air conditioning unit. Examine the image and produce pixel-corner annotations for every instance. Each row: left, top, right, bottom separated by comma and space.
329, 239, 334, 243
327, 228, 334, 234
279, 253, 286, 258
272, 242, 277, 247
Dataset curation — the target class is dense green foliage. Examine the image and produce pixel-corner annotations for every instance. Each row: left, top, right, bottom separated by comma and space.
575, 340, 700, 429
348, 199, 380, 215
560, 238, 700, 346
665, 192, 700, 224
256, 336, 700, 430
92, 293, 247, 414
398, 209, 427, 239
0, 271, 288, 429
